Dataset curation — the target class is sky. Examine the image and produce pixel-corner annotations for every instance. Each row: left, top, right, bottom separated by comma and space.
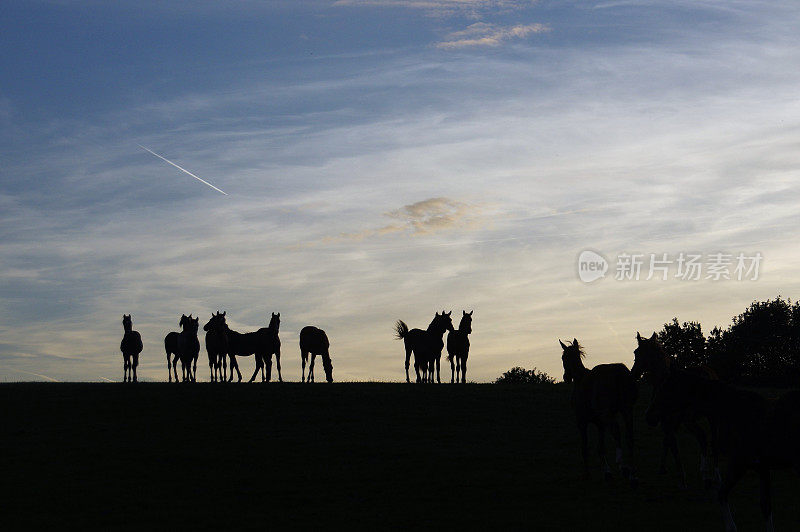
2, 0, 800, 382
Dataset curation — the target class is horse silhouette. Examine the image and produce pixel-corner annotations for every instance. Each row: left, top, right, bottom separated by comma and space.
164, 315, 188, 382
395, 311, 454, 383
299, 326, 333, 383
175, 315, 200, 382
250, 312, 282, 382
632, 332, 719, 488
120, 314, 143, 382
203, 311, 228, 382
205, 313, 279, 383
447, 310, 472, 383
560, 338, 638, 486
647, 370, 800, 531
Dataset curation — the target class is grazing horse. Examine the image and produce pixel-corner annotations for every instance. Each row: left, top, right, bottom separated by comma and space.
647, 371, 800, 532
395, 311, 454, 383
120, 314, 143, 382
204, 311, 228, 382
175, 315, 200, 382
560, 338, 638, 486
300, 326, 333, 383
165, 315, 188, 382
632, 332, 719, 488
446, 310, 472, 384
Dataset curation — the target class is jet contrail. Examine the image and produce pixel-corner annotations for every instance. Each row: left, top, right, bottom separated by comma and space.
138, 145, 228, 195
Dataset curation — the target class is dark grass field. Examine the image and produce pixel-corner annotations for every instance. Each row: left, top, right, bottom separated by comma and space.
2, 383, 798, 530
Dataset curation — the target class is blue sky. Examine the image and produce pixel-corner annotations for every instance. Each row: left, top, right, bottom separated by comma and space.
2, 0, 800, 382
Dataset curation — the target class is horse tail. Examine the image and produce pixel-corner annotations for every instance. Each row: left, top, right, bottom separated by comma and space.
395, 320, 409, 340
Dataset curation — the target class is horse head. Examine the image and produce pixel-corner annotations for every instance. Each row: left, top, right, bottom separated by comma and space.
269, 312, 281, 331
632, 331, 664, 381
122, 314, 132, 331
459, 310, 473, 334
434, 310, 454, 333
204, 311, 226, 332
559, 338, 585, 384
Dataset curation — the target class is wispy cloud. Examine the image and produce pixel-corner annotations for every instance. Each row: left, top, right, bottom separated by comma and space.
333, 0, 536, 18
301, 197, 483, 246
437, 22, 549, 48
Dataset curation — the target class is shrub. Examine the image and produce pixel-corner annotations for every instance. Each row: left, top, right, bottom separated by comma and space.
495, 366, 555, 385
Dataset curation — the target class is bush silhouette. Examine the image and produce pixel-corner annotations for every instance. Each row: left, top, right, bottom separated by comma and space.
495, 366, 555, 385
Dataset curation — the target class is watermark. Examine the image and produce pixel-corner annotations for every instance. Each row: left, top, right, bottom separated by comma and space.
577, 251, 762, 283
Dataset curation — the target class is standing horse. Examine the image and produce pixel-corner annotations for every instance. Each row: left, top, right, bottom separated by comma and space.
395, 311, 454, 383
206, 313, 277, 383
252, 313, 282, 382
120, 314, 143, 383
632, 331, 719, 488
647, 371, 800, 531
447, 310, 472, 384
175, 315, 200, 382
204, 311, 228, 382
560, 338, 638, 486
300, 326, 333, 383
165, 314, 188, 382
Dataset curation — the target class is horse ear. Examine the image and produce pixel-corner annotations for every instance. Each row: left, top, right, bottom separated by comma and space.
650, 332, 658, 341
468, 310, 473, 316
222, 311, 226, 316
636, 331, 642, 342
463, 310, 467, 316
559, 339, 568, 350
276, 312, 280, 318
572, 338, 578, 346
446, 310, 452, 316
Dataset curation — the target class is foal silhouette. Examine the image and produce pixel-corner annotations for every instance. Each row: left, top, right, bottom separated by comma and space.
299, 326, 333, 383
395, 311, 454, 383
164, 315, 188, 382
203, 311, 228, 382
176, 315, 200, 382
447, 310, 472, 383
120, 314, 143, 382
560, 338, 637, 486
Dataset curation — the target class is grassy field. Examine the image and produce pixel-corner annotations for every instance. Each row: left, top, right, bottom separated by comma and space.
2, 382, 798, 530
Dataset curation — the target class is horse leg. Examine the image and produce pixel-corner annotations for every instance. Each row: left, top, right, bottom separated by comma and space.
665, 425, 685, 489
249, 355, 261, 383
461, 355, 467, 383
596, 423, 612, 481
132, 354, 138, 383
623, 408, 638, 487
719, 456, 746, 532
759, 464, 774, 532
609, 419, 625, 477
309, 353, 316, 383
173, 357, 180, 382
122, 356, 128, 382
167, 353, 172, 382
301, 351, 307, 382
275, 347, 282, 382
578, 419, 590, 479
685, 418, 711, 488
404, 343, 412, 383
450, 357, 455, 384
435, 356, 441, 384
229, 355, 241, 382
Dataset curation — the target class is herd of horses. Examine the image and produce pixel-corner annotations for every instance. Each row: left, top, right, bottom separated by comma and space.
119, 312, 333, 384
561, 333, 800, 532
120, 310, 800, 530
